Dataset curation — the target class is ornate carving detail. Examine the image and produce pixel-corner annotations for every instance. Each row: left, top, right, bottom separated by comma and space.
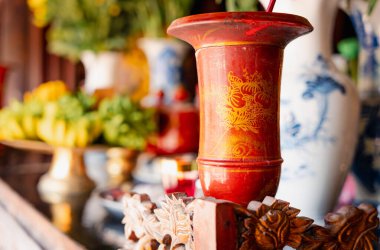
216, 70, 275, 135
121, 193, 158, 249
154, 193, 195, 249
122, 192, 194, 250
241, 197, 314, 249
300, 203, 379, 250
207, 69, 277, 158
122, 194, 379, 250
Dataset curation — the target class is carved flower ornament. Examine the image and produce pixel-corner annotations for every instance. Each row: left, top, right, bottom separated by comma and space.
239, 196, 313, 250
122, 192, 194, 250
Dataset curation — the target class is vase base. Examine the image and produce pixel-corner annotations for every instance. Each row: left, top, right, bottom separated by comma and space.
198, 163, 281, 206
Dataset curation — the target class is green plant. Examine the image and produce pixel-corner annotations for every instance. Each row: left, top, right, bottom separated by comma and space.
215, 0, 258, 11
98, 95, 156, 150
130, 0, 194, 38
28, 0, 134, 60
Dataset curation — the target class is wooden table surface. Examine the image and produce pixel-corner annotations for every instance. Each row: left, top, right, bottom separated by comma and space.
0, 178, 84, 250
0, 147, 120, 250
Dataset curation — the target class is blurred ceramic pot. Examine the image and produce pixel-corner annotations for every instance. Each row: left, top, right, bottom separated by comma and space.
81, 51, 124, 94
138, 38, 189, 105
260, 0, 360, 221
168, 11, 313, 206
344, 0, 380, 201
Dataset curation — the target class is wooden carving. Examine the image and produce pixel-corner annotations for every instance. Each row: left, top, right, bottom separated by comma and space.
122, 194, 379, 250
122, 192, 194, 250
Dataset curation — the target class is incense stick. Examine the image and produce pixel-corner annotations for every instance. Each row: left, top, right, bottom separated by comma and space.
266, 0, 277, 12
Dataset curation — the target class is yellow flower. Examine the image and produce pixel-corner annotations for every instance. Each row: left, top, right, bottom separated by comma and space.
27, 0, 49, 27
32, 7, 48, 27
24, 80, 69, 103
27, 0, 47, 9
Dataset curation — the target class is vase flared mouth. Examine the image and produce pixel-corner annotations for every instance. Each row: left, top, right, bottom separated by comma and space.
167, 11, 313, 50
169, 11, 311, 28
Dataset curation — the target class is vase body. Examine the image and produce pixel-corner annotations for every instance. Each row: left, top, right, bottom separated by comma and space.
168, 12, 313, 205
138, 38, 189, 105
260, 0, 361, 220
346, 1, 380, 201
348, 1, 380, 96
81, 51, 123, 94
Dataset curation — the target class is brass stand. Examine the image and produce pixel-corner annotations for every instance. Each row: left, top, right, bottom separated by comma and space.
37, 147, 95, 203
106, 147, 138, 187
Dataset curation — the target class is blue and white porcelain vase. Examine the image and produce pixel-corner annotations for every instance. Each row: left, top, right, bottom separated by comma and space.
345, 0, 380, 96
138, 38, 189, 105
260, 0, 360, 221
344, 0, 380, 201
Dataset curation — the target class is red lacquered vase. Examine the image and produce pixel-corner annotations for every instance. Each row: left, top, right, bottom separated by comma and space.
168, 12, 313, 206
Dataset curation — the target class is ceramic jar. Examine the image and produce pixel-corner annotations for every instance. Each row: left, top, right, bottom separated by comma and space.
168, 11, 313, 205
138, 38, 189, 105
260, 0, 361, 221
344, 1, 380, 201
80, 51, 124, 94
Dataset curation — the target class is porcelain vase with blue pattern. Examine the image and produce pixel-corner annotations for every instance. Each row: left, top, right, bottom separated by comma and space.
260, 0, 360, 221
138, 38, 189, 105
344, 1, 380, 201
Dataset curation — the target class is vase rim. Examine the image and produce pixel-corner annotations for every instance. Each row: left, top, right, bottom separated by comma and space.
169, 11, 312, 28
167, 11, 313, 50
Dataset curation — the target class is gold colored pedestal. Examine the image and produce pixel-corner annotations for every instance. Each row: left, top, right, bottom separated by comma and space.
0, 140, 99, 201
37, 147, 95, 203
0, 140, 100, 238
106, 147, 138, 187
37, 147, 95, 239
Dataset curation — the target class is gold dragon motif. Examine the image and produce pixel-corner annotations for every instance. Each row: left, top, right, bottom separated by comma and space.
216, 69, 276, 134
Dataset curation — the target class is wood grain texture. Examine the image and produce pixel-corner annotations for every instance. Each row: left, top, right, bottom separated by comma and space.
0, 178, 84, 250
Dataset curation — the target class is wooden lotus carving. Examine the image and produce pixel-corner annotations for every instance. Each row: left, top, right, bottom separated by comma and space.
122, 193, 379, 250
299, 203, 379, 250
240, 197, 314, 249
122, 193, 194, 250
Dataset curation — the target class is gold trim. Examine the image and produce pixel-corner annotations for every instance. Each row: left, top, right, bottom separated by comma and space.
196, 41, 281, 50
198, 165, 280, 173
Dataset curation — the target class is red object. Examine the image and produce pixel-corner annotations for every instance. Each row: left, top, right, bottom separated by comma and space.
150, 103, 199, 155
164, 178, 197, 196
146, 88, 199, 156
0, 65, 7, 108
173, 86, 190, 102
168, 12, 313, 205
266, 0, 277, 12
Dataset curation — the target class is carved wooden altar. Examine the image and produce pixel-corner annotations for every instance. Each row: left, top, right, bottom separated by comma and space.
121, 192, 379, 250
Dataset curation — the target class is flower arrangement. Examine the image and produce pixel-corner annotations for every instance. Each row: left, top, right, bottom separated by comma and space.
27, 0, 135, 60
130, 0, 194, 38
216, 0, 259, 11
